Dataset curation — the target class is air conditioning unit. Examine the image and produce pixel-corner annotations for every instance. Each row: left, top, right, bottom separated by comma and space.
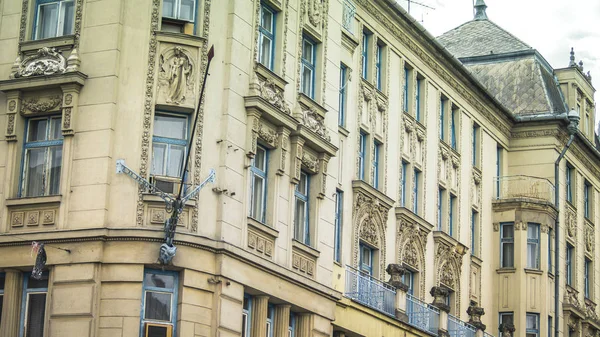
144, 322, 172, 337
149, 175, 183, 195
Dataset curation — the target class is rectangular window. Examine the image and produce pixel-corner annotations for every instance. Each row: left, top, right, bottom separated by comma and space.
548, 227, 553, 272
585, 258, 592, 298
341, 0, 355, 33
20, 273, 49, 337
258, 3, 276, 70
266, 305, 274, 337
527, 223, 540, 269
300, 35, 316, 99
21, 116, 63, 197
358, 132, 366, 180
361, 32, 369, 79
334, 190, 343, 263
359, 242, 373, 275
415, 78, 422, 122
449, 194, 456, 237
566, 243, 574, 286
500, 223, 514, 268
526, 313, 539, 337
288, 312, 296, 337
548, 316, 552, 337
162, 0, 196, 22
375, 43, 383, 90
471, 210, 478, 256
249, 145, 268, 223
413, 169, 421, 215
496, 146, 503, 198
0, 273, 4, 327
403, 66, 409, 112
437, 188, 444, 231
34, 0, 75, 40
440, 97, 446, 141
401, 161, 408, 207
151, 113, 188, 178
402, 270, 414, 295
294, 172, 310, 245
450, 107, 457, 150
242, 295, 252, 337
566, 164, 574, 204
472, 123, 480, 167
141, 269, 178, 337
339, 64, 347, 127
373, 141, 381, 189
584, 180, 591, 219
499, 312, 514, 336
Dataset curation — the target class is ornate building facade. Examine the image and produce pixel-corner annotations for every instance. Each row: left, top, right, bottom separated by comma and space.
0, 0, 596, 337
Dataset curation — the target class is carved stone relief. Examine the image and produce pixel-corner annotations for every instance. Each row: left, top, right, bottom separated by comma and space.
11, 47, 67, 79
585, 224, 594, 254
298, 107, 330, 142
157, 46, 196, 106
566, 206, 577, 239
397, 216, 429, 298
435, 240, 465, 314
250, 76, 291, 114
21, 95, 62, 114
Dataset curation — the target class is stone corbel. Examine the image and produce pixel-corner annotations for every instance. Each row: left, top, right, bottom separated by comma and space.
317, 153, 330, 199
60, 83, 81, 136
290, 136, 305, 184
276, 127, 290, 176
246, 110, 262, 159
5, 91, 22, 142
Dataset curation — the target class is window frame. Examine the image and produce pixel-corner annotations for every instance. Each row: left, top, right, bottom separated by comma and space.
526, 313, 539, 337
585, 258, 592, 299
0, 272, 4, 327
140, 269, 179, 337
449, 194, 456, 237
412, 168, 420, 215
566, 164, 574, 204
162, 0, 197, 23
415, 78, 422, 122
566, 243, 574, 286
300, 35, 317, 99
402, 269, 415, 295
339, 64, 347, 127
375, 43, 383, 90
437, 188, 444, 231
499, 312, 514, 335
439, 97, 446, 141
20, 116, 64, 198
151, 112, 190, 178
403, 66, 409, 113
258, 3, 277, 70
401, 161, 408, 207
373, 140, 381, 189
359, 242, 374, 275
472, 123, 480, 167
358, 132, 366, 180
548, 227, 553, 272
266, 304, 274, 337
450, 106, 457, 150
500, 222, 514, 268
334, 190, 343, 263
19, 272, 49, 337
471, 210, 478, 256
242, 295, 252, 337
33, 0, 75, 40
584, 180, 591, 219
361, 31, 369, 79
249, 145, 269, 223
526, 223, 540, 270
294, 171, 310, 245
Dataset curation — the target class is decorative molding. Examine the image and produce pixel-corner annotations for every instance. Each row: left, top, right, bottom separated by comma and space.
566, 205, 577, 239
157, 46, 195, 105
248, 228, 275, 260
251, 76, 291, 114
298, 106, 330, 142
11, 47, 67, 79
434, 232, 466, 314
21, 95, 62, 114
585, 223, 594, 254
396, 208, 432, 298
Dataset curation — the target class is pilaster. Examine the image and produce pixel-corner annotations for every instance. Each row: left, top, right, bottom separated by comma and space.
0, 270, 22, 337
273, 304, 291, 337
251, 296, 269, 337
296, 313, 313, 337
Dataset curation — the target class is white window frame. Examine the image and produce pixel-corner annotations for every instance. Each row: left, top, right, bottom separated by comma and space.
34, 0, 75, 40
162, 0, 196, 22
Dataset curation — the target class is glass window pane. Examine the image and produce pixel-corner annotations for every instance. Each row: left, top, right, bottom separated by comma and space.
49, 117, 63, 140
261, 7, 273, 32
294, 199, 306, 239
61, 1, 75, 35
260, 35, 273, 67
503, 243, 514, 267
252, 175, 265, 221
144, 273, 175, 289
179, 0, 195, 21
301, 65, 312, 96
151, 143, 167, 176
28, 119, 48, 142
38, 3, 59, 39
302, 40, 313, 62
298, 173, 307, 195
26, 293, 47, 337
0, 295, 3, 327
502, 225, 513, 238
162, 0, 176, 18
166, 145, 185, 177
28, 274, 49, 289
24, 148, 47, 197
48, 146, 62, 195
144, 291, 172, 321
154, 115, 187, 139
255, 147, 267, 172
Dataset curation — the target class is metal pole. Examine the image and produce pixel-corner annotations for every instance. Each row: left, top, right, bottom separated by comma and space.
554, 134, 574, 337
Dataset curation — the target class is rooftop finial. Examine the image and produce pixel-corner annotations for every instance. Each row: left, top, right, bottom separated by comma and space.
569, 47, 577, 67
474, 0, 488, 20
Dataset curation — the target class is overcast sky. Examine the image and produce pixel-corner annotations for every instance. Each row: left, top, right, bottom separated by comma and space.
396, 0, 600, 124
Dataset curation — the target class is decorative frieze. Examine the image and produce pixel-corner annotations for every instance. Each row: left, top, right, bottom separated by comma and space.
292, 251, 316, 278
21, 95, 62, 114
248, 229, 275, 259
566, 205, 577, 239
10, 208, 57, 228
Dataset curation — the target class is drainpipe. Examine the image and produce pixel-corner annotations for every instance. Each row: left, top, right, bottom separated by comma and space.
554, 108, 579, 337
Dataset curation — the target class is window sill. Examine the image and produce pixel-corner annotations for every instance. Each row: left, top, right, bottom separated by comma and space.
142, 193, 195, 206
297, 93, 327, 118
21, 35, 75, 53
248, 217, 279, 240
155, 30, 205, 47
255, 62, 287, 90
6, 195, 62, 207
338, 125, 350, 137
341, 28, 359, 52
292, 239, 320, 259
470, 254, 483, 266
496, 268, 516, 274
524, 268, 543, 275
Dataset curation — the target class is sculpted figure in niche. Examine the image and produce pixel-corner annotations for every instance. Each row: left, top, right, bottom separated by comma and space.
162, 47, 193, 104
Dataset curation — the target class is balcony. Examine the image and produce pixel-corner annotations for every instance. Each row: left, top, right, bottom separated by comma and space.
448, 313, 477, 337
494, 175, 554, 204
406, 293, 440, 334
344, 266, 396, 316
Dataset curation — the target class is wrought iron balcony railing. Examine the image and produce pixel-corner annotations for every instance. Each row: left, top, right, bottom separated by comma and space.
494, 175, 554, 204
448, 313, 477, 337
344, 266, 396, 316
406, 293, 440, 334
